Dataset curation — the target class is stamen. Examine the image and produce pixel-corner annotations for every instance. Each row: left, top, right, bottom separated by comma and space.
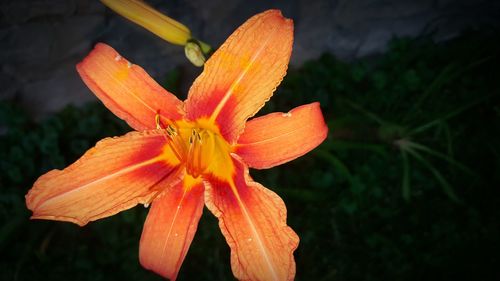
154, 114, 219, 177
187, 130, 195, 175
154, 114, 185, 162
187, 129, 202, 177
196, 131, 203, 172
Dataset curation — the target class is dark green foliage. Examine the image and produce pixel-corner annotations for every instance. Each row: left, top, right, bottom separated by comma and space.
1, 31, 499, 281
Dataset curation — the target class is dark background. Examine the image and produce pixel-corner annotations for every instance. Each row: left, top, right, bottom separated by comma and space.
1, 0, 500, 280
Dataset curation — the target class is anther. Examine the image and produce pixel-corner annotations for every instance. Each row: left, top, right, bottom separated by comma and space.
166, 125, 177, 137
155, 114, 162, 130
154, 114, 185, 162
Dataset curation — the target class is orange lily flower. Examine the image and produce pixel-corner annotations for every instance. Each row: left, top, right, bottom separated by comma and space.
26, 10, 327, 281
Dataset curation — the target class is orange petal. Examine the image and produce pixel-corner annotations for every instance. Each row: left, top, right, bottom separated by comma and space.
139, 175, 204, 280
77, 43, 184, 131
185, 10, 293, 142
205, 157, 299, 281
237, 102, 328, 169
25, 131, 181, 226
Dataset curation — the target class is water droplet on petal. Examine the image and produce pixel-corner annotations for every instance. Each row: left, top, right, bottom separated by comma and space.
174, 233, 179, 237
282, 112, 292, 117
114, 55, 121, 61
127, 61, 132, 68
144, 203, 150, 208
247, 238, 252, 242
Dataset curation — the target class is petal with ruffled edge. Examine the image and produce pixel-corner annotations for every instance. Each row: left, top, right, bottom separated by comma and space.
26, 130, 181, 226
185, 10, 293, 143
77, 43, 185, 131
204, 156, 299, 281
139, 175, 204, 280
236, 102, 328, 169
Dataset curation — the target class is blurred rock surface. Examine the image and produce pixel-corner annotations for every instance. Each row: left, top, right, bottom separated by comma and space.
1, 0, 499, 118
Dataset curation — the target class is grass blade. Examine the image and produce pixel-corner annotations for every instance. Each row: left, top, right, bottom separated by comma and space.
409, 63, 459, 115
406, 141, 475, 176
313, 149, 357, 188
342, 98, 388, 126
408, 94, 494, 136
401, 149, 411, 201
406, 147, 460, 203
321, 140, 387, 155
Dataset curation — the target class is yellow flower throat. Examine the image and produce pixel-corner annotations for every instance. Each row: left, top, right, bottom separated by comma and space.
156, 114, 233, 179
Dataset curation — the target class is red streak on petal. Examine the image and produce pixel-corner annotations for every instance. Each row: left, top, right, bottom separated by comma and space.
214, 94, 240, 143
186, 89, 227, 120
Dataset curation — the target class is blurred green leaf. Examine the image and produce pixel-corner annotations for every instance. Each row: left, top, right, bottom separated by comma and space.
1, 31, 499, 281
